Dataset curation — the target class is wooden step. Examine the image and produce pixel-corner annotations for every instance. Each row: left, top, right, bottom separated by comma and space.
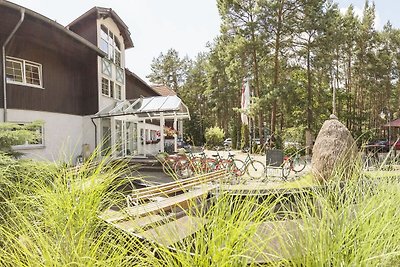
138, 215, 206, 246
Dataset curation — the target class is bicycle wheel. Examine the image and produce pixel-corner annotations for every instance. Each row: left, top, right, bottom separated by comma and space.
205, 159, 217, 172
189, 158, 203, 173
174, 161, 192, 179
246, 160, 265, 179
292, 156, 307, 173
227, 159, 245, 176
281, 160, 291, 180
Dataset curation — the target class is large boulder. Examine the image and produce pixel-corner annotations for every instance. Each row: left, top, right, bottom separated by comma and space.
311, 115, 358, 182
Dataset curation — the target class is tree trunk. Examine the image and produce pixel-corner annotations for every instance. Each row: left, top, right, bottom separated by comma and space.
271, 5, 283, 136
306, 46, 313, 131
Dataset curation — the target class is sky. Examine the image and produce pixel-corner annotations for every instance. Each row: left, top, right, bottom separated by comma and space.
9, 0, 400, 84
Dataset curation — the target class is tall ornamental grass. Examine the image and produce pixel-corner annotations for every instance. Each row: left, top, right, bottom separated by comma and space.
0, 154, 141, 266
291, 177, 400, 266
1, 152, 400, 266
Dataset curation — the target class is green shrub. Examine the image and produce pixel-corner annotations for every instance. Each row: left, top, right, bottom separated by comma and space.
205, 126, 225, 148
0, 121, 43, 156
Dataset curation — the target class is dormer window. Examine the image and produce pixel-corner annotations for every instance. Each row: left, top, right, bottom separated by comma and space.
100, 25, 122, 67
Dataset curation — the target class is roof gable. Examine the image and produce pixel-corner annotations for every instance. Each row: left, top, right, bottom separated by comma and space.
68, 7, 134, 49
151, 85, 177, 96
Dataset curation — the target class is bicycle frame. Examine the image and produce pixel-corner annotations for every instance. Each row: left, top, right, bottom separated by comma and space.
242, 152, 257, 170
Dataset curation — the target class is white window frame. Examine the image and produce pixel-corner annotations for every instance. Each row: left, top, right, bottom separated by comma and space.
116, 67, 124, 84
100, 25, 122, 67
101, 77, 110, 96
101, 58, 112, 77
6, 56, 43, 88
101, 77, 123, 100
11, 122, 45, 150
115, 83, 122, 100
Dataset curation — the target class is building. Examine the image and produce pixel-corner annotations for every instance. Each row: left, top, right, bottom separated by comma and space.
0, 1, 189, 162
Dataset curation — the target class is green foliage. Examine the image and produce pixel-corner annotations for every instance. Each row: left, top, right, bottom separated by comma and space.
3, 149, 400, 265
0, 155, 137, 266
183, 112, 204, 146
0, 121, 42, 156
282, 126, 305, 145
282, 126, 305, 155
205, 126, 225, 148
147, 0, 400, 147
147, 48, 189, 91
229, 120, 239, 149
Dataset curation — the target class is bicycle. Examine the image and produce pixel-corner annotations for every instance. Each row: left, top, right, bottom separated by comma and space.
173, 147, 212, 178
173, 148, 208, 178
185, 146, 213, 173
281, 153, 307, 179
225, 149, 265, 179
205, 147, 227, 172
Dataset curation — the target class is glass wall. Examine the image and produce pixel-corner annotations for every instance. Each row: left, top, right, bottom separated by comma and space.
126, 121, 138, 156
101, 118, 111, 156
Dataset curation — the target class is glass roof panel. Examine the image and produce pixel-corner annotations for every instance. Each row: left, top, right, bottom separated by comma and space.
93, 95, 189, 119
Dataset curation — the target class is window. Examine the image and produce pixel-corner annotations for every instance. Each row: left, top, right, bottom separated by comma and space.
101, 78, 109, 95
115, 84, 122, 100
101, 118, 111, 156
101, 58, 112, 77
6, 59, 23, 83
12, 122, 44, 149
6, 57, 42, 87
100, 25, 122, 67
102, 77, 122, 100
116, 67, 124, 84
110, 81, 114, 98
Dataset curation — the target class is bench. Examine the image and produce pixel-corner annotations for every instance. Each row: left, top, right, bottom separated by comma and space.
102, 183, 218, 223
126, 169, 227, 207
99, 170, 227, 246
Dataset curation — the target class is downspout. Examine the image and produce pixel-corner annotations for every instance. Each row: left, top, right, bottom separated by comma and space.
2, 8, 25, 122
91, 117, 97, 148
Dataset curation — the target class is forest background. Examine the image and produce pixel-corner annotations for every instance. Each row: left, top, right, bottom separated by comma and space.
147, 0, 399, 149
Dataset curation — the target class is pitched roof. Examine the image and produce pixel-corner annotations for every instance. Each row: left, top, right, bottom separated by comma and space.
383, 118, 400, 128
125, 68, 160, 95
1, 1, 106, 57
93, 95, 190, 120
151, 85, 177, 96
67, 7, 134, 49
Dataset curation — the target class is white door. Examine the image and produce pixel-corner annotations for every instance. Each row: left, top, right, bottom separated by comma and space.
126, 121, 138, 156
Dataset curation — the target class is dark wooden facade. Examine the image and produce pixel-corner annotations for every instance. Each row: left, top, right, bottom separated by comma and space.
67, 12, 98, 47
0, 3, 102, 116
68, 7, 134, 50
125, 69, 160, 99
1, 2, 154, 117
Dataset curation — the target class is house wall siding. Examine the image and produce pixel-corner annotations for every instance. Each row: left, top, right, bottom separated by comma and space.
4, 36, 98, 116
68, 16, 98, 46
7, 108, 84, 162
126, 75, 158, 99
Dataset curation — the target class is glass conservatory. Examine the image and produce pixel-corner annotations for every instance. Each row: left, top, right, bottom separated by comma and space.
92, 95, 190, 157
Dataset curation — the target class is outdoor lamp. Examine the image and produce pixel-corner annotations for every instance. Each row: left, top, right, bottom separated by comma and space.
380, 111, 386, 120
